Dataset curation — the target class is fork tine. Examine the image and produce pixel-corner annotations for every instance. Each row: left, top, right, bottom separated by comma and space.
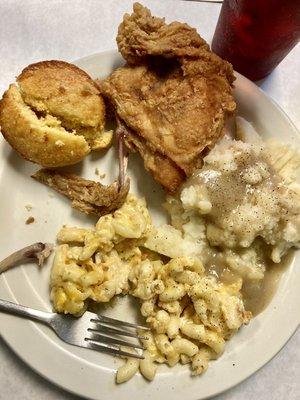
86, 341, 144, 359
90, 322, 148, 340
93, 315, 150, 330
86, 333, 144, 350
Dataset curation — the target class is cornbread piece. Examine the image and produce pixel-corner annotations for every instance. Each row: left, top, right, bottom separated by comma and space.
0, 60, 108, 167
0, 84, 90, 166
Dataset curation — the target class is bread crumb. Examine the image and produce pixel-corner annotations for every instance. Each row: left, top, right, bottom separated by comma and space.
25, 216, 35, 225
55, 140, 65, 147
25, 204, 32, 211
91, 130, 113, 150
95, 168, 106, 179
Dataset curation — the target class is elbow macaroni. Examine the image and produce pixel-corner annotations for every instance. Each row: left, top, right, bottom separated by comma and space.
139, 350, 157, 381
51, 194, 252, 382
116, 347, 140, 384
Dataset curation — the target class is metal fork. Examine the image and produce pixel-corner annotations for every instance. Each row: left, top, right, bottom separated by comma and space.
0, 299, 148, 359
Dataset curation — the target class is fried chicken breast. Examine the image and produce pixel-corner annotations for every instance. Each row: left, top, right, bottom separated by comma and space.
101, 3, 236, 193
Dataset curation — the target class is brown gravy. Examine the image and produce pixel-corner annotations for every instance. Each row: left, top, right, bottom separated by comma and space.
185, 148, 280, 230
241, 252, 292, 316
203, 247, 293, 316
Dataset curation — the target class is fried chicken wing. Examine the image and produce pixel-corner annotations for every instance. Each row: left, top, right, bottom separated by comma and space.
33, 169, 129, 216
101, 3, 236, 193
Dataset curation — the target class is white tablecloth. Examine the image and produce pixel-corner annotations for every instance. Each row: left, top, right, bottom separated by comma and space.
0, 1, 299, 399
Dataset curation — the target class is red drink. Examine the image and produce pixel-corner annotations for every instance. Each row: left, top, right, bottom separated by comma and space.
212, 0, 300, 81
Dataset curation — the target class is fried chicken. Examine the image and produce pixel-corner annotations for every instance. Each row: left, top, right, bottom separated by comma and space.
101, 3, 236, 193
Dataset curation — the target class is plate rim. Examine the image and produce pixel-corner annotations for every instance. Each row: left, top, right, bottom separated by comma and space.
0, 49, 299, 400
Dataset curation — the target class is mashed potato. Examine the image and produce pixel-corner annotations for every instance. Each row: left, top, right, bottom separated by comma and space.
165, 120, 300, 290
178, 136, 300, 261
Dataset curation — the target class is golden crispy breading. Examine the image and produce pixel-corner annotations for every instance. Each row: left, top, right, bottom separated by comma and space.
0, 61, 108, 168
102, 63, 235, 177
101, 3, 236, 193
32, 169, 130, 216
125, 129, 185, 193
117, 2, 208, 64
0, 84, 90, 167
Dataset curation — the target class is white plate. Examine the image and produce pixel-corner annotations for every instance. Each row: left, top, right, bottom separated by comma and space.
0, 50, 299, 400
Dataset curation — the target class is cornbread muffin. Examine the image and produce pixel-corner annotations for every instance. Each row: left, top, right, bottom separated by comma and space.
0, 60, 108, 167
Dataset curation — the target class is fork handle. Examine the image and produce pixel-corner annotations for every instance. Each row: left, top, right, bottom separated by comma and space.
0, 299, 54, 324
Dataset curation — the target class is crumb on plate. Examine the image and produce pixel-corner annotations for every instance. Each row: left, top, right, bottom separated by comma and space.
95, 168, 106, 179
25, 216, 35, 225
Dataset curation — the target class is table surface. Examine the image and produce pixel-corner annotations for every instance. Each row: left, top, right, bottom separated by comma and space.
0, 1, 299, 399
